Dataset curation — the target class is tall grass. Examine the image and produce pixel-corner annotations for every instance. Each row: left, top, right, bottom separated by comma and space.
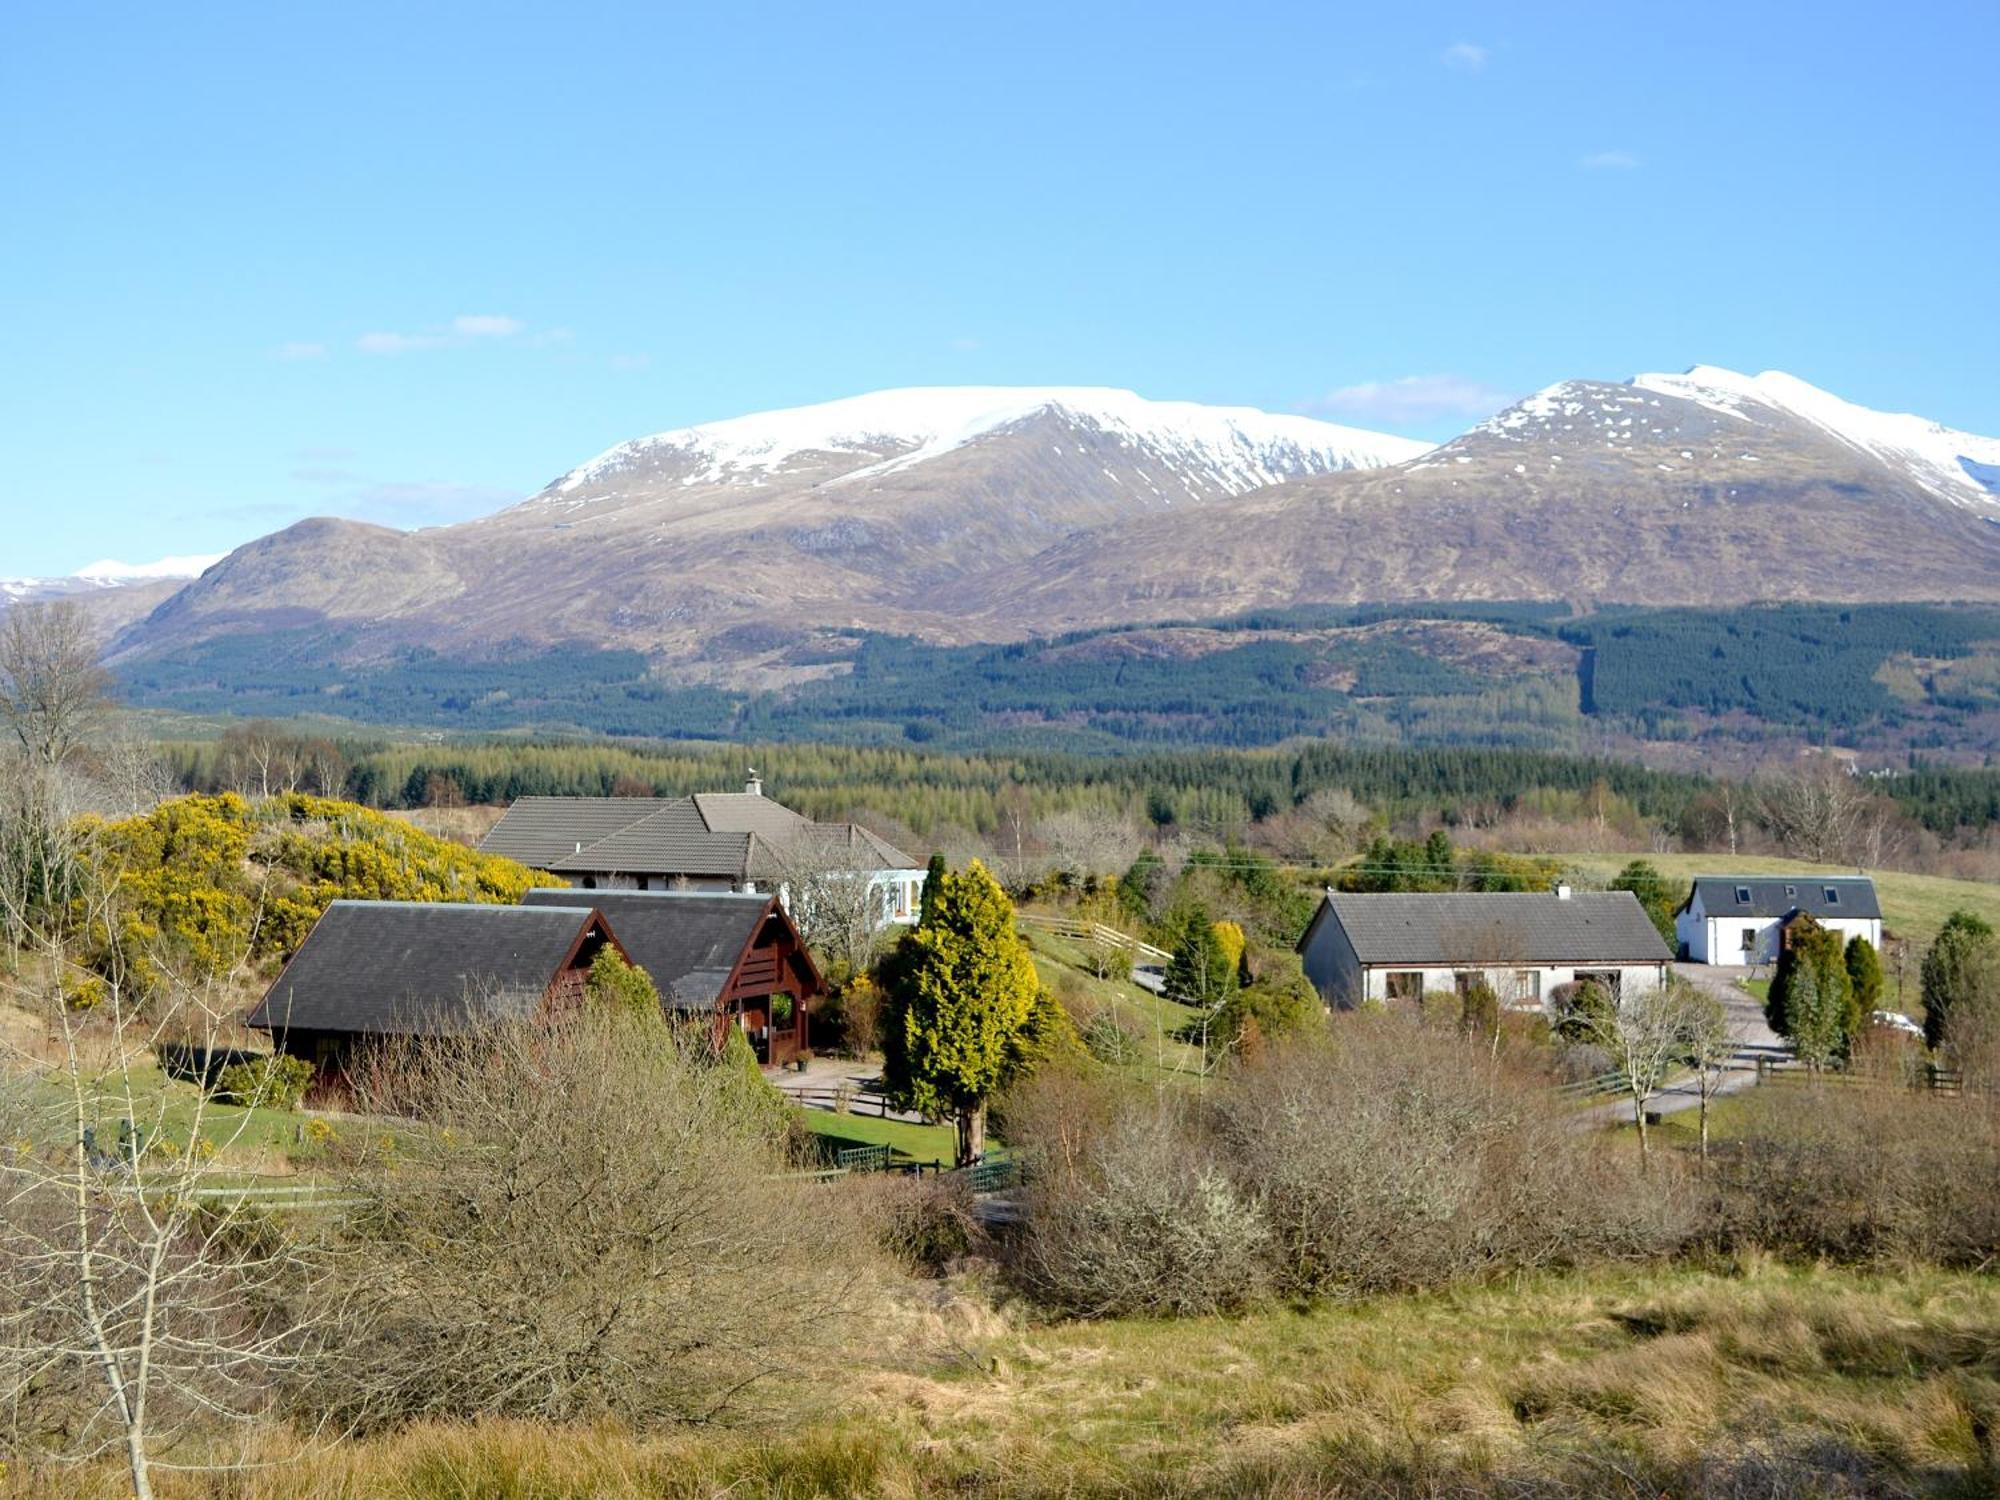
10, 1264, 1996, 1498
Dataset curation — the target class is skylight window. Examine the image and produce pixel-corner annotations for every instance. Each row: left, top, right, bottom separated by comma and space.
1784, 884, 1796, 898
1735, 886, 1751, 904
1825, 887, 1840, 904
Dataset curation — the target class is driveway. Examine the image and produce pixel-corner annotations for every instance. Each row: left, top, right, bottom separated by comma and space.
1590, 963, 1790, 1126
766, 1054, 930, 1124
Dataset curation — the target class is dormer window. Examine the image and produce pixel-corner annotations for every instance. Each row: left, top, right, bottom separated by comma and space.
1824, 887, 1840, 905
1735, 886, 1751, 904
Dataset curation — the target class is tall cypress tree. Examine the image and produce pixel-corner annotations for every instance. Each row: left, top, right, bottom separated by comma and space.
880, 860, 1039, 1166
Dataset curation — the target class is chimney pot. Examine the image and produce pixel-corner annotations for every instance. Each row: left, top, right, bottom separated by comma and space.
746, 767, 763, 796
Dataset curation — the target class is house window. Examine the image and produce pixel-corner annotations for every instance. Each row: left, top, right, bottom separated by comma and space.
1384, 971, 1424, 1002
1824, 887, 1840, 905
1741, 928, 1758, 955
1784, 884, 1796, 898
1510, 970, 1542, 1007
1735, 886, 1751, 904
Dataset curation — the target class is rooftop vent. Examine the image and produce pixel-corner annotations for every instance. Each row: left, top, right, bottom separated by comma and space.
746, 768, 763, 797
1555, 883, 1572, 901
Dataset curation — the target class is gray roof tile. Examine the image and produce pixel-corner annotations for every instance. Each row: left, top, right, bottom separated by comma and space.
247, 901, 605, 1036
1314, 890, 1672, 966
1688, 875, 1881, 921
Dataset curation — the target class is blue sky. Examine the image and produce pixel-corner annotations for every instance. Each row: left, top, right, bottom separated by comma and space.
4, 1, 1997, 576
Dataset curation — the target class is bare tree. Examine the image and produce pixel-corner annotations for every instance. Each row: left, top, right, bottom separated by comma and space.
0, 601, 112, 767
1674, 983, 1736, 1169
306, 1009, 874, 1431
768, 830, 896, 973
1568, 977, 1699, 1168
0, 874, 334, 1498
1756, 763, 1889, 865
1034, 808, 1143, 885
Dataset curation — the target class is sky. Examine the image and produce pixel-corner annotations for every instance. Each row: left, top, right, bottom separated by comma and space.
3, 1, 1997, 577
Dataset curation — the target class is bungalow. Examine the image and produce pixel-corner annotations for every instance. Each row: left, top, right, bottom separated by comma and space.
245, 899, 624, 1080
1673, 875, 1882, 965
520, 888, 823, 1066
480, 774, 926, 927
1298, 888, 1673, 1010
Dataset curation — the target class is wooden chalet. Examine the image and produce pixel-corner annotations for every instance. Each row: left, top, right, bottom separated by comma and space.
520, 888, 823, 1065
245, 899, 624, 1082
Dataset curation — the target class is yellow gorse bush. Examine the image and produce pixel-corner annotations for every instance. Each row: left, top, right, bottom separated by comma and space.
74, 792, 545, 996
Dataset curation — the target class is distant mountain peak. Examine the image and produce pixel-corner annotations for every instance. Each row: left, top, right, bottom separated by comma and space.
1631, 366, 2000, 509
541, 385, 1431, 498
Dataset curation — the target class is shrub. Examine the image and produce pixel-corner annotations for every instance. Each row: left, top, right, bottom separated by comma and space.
1211, 1021, 1688, 1296
214, 1054, 313, 1111
1011, 1099, 1269, 1319
584, 947, 661, 1019
1710, 1085, 2000, 1267
305, 1011, 876, 1431
853, 1173, 981, 1276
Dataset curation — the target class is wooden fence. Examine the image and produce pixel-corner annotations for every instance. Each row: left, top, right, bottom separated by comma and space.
1017, 911, 1171, 964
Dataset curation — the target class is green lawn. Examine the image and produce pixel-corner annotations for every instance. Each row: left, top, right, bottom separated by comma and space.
798, 1108, 960, 1167
1561, 850, 2000, 952
18, 1061, 313, 1164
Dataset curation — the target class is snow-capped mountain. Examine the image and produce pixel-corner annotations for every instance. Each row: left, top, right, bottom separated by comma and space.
2, 553, 221, 602
105, 370, 2000, 679
1631, 367, 2000, 511
537, 386, 1429, 502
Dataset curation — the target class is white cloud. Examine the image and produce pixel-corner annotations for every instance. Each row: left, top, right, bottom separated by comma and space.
357, 314, 529, 355
1441, 41, 1488, 72
452, 314, 524, 338
1581, 150, 1641, 170
1305, 375, 1515, 425
276, 341, 327, 361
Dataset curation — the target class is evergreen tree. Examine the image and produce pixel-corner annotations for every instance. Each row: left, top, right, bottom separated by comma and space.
879, 860, 1039, 1165
1921, 910, 1998, 1051
1164, 908, 1239, 1012
1844, 935, 1883, 1016
917, 851, 947, 926
584, 948, 662, 1021
1772, 918, 1856, 1067
1610, 859, 1678, 944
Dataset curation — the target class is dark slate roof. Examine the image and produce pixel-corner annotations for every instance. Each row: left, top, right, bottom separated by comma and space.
480, 794, 918, 878
246, 901, 602, 1037
1688, 875, 1881, 921
1313, 891, 1673, 966
545, 801, 751, 879
478, 796, 674, 867
521, 888, 781, 1011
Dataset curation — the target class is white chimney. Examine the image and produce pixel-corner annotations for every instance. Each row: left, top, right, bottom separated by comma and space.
1555, 883, 1572, 901
745, 768, 763, 797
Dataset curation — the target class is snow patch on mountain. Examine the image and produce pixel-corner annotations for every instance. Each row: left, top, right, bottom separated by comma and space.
74, 553, 225, 583
545, 386, 1430, 498
1634, 366, 2000, 510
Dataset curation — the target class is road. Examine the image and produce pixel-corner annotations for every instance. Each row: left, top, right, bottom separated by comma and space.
1589, 964, 1790, 1127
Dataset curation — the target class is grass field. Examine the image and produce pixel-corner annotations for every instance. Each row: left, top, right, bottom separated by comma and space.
19, 1260, 1997, 1498
1563, 850, 2000, 952
1019, 924, 1207, 1080
799, 1108, 959, 1166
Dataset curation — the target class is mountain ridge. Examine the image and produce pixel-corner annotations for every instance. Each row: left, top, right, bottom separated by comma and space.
92, 369, 2000, 681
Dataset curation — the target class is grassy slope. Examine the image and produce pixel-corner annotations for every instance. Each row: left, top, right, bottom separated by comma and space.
1019, 925, 1207, 1081
1563, 850, 2000, 952
25, 1262, 1997, 1498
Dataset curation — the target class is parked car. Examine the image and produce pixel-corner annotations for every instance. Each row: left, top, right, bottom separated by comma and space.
1870, 1010, 1924, 1038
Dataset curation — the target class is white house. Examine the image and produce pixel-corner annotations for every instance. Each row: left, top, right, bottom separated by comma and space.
1674, 875, 1882, 965
1298, 888, 1672, 1010
479, 776, 926, 929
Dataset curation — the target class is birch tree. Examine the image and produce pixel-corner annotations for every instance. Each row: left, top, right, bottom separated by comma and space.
0, 846, 334, 1497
